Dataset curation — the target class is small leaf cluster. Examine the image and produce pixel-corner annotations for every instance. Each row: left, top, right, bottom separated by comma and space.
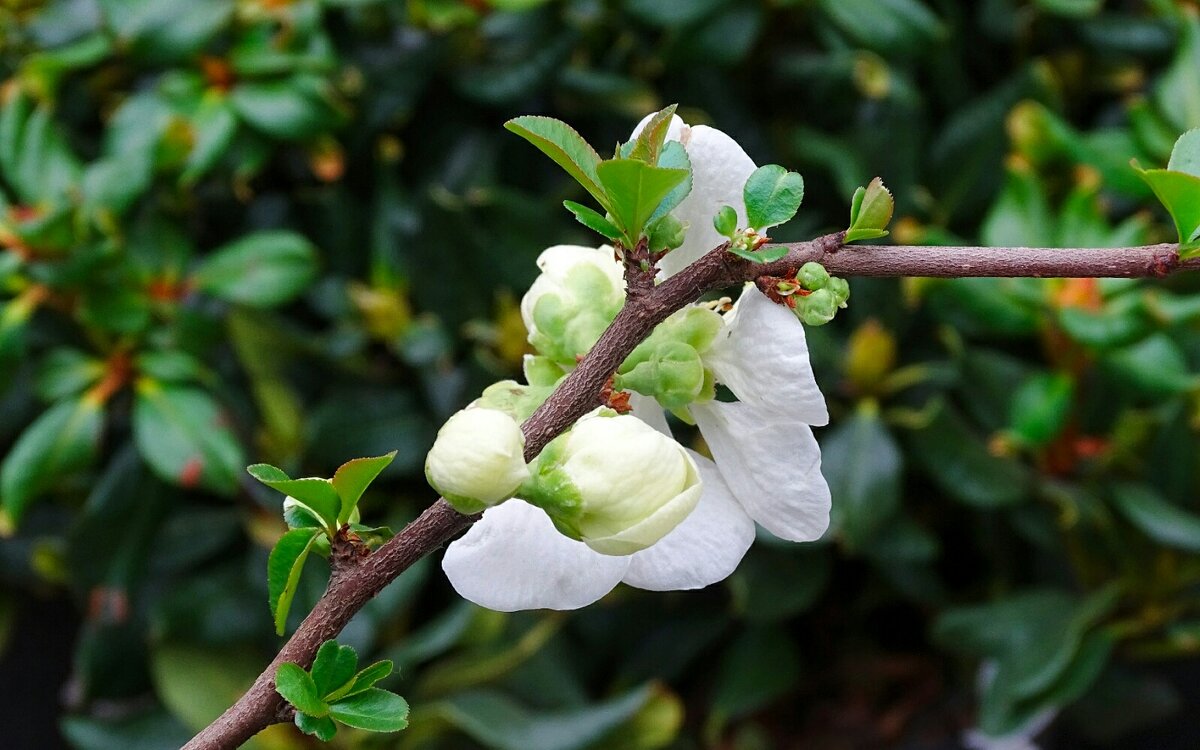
769, 262, 850, 327
276, 640, 408, 741
250, 452, 396, 635
1134, 129, 1200, 257
715, 165, 806, 264
845, 178, 895, 243
508, 105, 691, 253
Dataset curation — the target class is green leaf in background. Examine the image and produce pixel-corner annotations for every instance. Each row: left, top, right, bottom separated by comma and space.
311, 640, 359, 698
823, 404, 903, 549
295, 711, 337, 741
247, 464, 341, 530
267, 528, 321, 636
230, 75, 339, 140
328, 688, 410, 732
1109, 483, 1200, 552
742, 164, 805, 231
596, 158, 689, 241
150, 643, 264, 740
193, 231, 319, 307
35, 348, 104, 402
331, 452, 396, 523
181, 95, 238, 184
276, 662, 329, 717
132, 381, 244, 494
845, 177, 894, 242
1, 397, 103, 524
505, 116, 609, 210
563, 200, 622, 241
1008, 372, 1074, 447
710, 625, 801, 724
908, 405, 1029, 507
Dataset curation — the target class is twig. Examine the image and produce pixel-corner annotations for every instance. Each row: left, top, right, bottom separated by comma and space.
183, 235, 1191, 749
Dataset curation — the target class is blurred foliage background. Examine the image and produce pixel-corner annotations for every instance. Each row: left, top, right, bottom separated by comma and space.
2, 0, 1200, 748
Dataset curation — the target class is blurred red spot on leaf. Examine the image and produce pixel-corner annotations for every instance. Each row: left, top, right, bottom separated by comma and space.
179, 456, 204, 488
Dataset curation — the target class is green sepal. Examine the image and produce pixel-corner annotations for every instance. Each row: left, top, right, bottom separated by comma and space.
523, 356, 565, 388
646, 213, 686, 253
276, 662, 329, 718
267, 528, 321, 636
616, 341, 707, 411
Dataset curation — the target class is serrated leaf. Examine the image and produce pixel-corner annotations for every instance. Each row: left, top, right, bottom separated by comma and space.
248, 465, 341, 529
848, 177, 894, 234
1, 397, 103, 524
336, 660, 394, 700
595, 158, 689, 240
1167, 129, 1200, 178
283, 497, 326, 530
628, 104, 677, 163
193, 231, 318, 308
312, 641, 359, 698
329, 688, 410, 732
295, 712, 337, 741
332, 452, 396, 523
267, 528, 320, 636
743, 164, 805, 230
647, 141, 692, 224
505, 116, 609, 210
563, 200, 622, 240
276, 662, 328, 718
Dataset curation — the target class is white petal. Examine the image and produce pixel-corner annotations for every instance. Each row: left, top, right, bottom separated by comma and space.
704, 286, 829, 426
623, 451, 755, 591
660, 125, 757, 278
692, 400, 830, 542
628, 392, 672, 437
442, 499, 629, 611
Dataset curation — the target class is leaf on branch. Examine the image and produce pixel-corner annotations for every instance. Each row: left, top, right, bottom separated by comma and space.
312, 640, 359, 699
295, 712, 337, 741
563, 200, 622, 241
744, 164, 805, 230
596, 158, 689, 240
267, 528, 321, 635
505, 116, 610, 211
626, 103, 677, 163
846, 177, 894, 243
332, 451, 396, 524
276, 662, 329, 718
328, 688, 410, 733
727, 245, 789, 264
1134, 130, 1200, 256
248, 464, 342, 531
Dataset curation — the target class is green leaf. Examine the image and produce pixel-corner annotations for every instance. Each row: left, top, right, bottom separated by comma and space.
595, 158, 689, 239
743, 164, 805, 230
1, 397, 104, 524
295, 712, 337, 741
1168, 128, 1200, 177
647, 141, 692, 224
35, 348, 104, 402
182, 95, 238, 184
336, 660, 394, 700
311, 640, 359, 698
1008, 372, 1074, 447
276, 662, 329, 718
193, 231, 318, 308
505, 116, 609, 210
627, 104, 677, 163
726, 245, 789, 264
907, 404, 1029, 507
247, 464, 342, 530
823, 405, 903, 549
1109, 483, 1200, 553
711, 626, 800, 722
1135, 166, 1200, 247
847, 177, 894, 236
332, 452, 396, 523
328, 688, 410, 732
267, 528, 320, 636
150, 643, 263, 735
563, 200, 622, 241
133, 382, 244, 494
713, 205, 738, 237
230, 76, 339, 140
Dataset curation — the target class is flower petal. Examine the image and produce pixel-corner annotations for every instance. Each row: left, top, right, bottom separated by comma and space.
628, 392, 672, 437
442, 499, 629, 611
692, 400, 830, 542
623, 451, 755, 591
660, 125, 757, 278
704, 286, 829, 426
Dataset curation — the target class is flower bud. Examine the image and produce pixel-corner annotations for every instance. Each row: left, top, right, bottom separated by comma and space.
616, 340, 708, 410
425, 407, 529, 513
827, 276, 850, 307
520, 245, 625, 365
797, 288, 838, 326
525, 414, 702, 555
798, 262, 830, 291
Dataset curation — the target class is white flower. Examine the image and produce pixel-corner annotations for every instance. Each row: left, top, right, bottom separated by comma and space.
630, 112, 758, 278
520, 245, 625, 364
425, 407, 529, 511
525, 413, 702, 556
440, 114, 829, 611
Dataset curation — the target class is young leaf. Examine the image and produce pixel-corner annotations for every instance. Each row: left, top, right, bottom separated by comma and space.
331, 451, 396, 524
283, 497, 326, 530
847, 177, 894, 241
646, 214, 685, 253
312, 640, 359, 698
276, 662, 329, 718
595, 158, 688, 239
295, 712, 337, 742
267, 528, 321, 636
713, 205, 738, 238
844, 228, 890, 243
328, 688, 410, 733
248, 464, 342, 530
563, 200, 622, 241
505, 116, 609, 210
647, 141, 692, 224
727, 245, 789, 264
627, 104, 677, 163
744, 165, 805, 230
1167, 128, 1200, 176
335, 660, 395, 700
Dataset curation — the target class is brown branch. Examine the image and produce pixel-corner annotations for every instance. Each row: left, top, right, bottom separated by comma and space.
183, 234, 1191, 749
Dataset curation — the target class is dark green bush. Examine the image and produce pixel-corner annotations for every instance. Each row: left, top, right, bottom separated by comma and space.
2, 0, 1200, 747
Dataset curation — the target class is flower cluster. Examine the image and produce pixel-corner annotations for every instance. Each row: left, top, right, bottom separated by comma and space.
426, 113, 834, 611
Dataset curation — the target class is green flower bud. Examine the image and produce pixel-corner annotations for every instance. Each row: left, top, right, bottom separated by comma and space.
524, 413, 702, 556
827, 276, 850, 307
616, 340, 706, 410
797, 288, 838, 326
713, 205, 738, 238
798, 262, 830, 291
425, 407, 529, 513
